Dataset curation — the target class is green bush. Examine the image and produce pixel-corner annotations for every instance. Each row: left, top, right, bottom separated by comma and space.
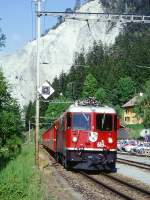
126, 124, 144, 139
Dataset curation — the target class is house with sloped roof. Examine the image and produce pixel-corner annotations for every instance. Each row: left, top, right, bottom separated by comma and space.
122, 93, 143, 125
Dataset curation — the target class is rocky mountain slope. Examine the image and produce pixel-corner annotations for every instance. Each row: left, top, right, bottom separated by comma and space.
0, 0, 121, 107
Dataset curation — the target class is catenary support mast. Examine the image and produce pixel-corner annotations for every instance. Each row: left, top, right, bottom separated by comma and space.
35, 0, 41, 166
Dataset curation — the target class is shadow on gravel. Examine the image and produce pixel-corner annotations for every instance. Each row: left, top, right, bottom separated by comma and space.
72, 169, 101, 175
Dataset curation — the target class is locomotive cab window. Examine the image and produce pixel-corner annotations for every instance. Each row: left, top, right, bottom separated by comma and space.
96, 114, 112, 131
114, 115, 117, 131
72, 113, 91, 130
67, 113, 71, 129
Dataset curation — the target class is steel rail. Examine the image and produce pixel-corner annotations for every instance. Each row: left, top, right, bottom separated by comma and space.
117, 158, 150, 171
102, 173, 150, 196
80, 171, 150, 199
80, 172, 135, 200
118, 152, 150, 158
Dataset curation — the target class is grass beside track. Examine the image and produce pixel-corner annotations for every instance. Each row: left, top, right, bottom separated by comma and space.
0, 144, 42, 200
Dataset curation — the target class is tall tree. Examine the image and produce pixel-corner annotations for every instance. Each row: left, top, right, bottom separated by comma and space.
0, 23, 22, 155
0, 70, 22, 153
95, 87, 108, 105
82, 73, 98, 98
117, 77, 136, 105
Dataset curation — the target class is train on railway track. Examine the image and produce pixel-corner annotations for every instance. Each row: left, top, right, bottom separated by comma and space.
42, 98, 120, 172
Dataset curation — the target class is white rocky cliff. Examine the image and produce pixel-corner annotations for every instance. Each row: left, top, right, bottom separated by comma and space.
0, 0, 121, 107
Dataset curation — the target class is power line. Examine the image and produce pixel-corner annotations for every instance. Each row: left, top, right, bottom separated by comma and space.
37, 11, 150, 24
39, 100, 74, 103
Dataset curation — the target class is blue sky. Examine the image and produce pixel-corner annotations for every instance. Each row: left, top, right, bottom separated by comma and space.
0, 0, 84, 55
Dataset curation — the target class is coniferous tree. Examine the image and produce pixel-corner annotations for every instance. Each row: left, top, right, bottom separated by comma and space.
117, 77, 136, 105
95, 87, 108, 105
0, 27, 23, 156
0, 70, 23, 155
82, 73, 98, 98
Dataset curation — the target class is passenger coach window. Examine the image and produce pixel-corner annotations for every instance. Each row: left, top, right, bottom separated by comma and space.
72, 113, 91, 130
96, 114, 112, 131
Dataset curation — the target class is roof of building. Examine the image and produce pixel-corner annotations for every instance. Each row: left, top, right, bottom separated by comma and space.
122, 95, 141, 108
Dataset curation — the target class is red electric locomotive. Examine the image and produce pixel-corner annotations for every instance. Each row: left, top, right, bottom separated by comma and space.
42, 98, 120, 172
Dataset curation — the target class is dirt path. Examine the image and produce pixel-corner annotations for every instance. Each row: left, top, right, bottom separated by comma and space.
39, 147, 83, 200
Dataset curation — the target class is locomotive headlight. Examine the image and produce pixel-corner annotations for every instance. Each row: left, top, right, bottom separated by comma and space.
89, 132, 98, 142
108, 137, 113, 144
72, 136, 78, 143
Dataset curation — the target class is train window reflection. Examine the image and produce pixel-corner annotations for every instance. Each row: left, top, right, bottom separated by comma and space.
72, 113, 91, 130
96, 114, 112, 131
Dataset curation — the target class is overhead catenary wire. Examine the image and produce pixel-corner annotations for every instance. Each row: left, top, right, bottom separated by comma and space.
37, 11, 150, 24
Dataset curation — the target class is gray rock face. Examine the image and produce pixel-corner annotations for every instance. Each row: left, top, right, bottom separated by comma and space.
0, 0, 121, 107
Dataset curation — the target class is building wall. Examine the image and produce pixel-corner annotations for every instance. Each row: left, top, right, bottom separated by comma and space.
123, 106, 143, 125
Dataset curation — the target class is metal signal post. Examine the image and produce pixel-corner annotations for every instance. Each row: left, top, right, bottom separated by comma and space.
35, 0, 41, 166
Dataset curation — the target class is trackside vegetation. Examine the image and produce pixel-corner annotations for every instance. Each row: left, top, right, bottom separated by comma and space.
0, 22, 24, 166
0, 145, 42, 200
0, 69, 23, 168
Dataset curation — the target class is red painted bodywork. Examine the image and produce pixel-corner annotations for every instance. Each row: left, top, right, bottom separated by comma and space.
42, 112, 119, 154
42, 124, 57, 152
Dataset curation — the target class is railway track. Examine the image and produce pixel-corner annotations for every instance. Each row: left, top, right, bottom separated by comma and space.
118, 151, 150, 158
41, 145, 150, 200
80, 171, 150, 200
117, 158, 150, 171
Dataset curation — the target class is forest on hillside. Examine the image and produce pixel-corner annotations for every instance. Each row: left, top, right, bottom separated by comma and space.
24, 1, 150, 129
51, 23, 150, 102
25, 23, 150, 130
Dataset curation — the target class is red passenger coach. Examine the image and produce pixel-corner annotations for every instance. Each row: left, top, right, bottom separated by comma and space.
42, 99, 120, 172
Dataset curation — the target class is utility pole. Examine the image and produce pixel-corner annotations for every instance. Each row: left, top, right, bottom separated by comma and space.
28, 120, 31, 143
35, 0, 41, 166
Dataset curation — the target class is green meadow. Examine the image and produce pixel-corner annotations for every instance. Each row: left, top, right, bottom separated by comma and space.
0, 144, 42, 200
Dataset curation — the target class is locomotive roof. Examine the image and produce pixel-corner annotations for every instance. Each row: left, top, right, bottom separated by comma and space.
67, 104, 116, 114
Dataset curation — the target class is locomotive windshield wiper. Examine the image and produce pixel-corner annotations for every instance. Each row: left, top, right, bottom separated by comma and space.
82, 112, 89, 122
